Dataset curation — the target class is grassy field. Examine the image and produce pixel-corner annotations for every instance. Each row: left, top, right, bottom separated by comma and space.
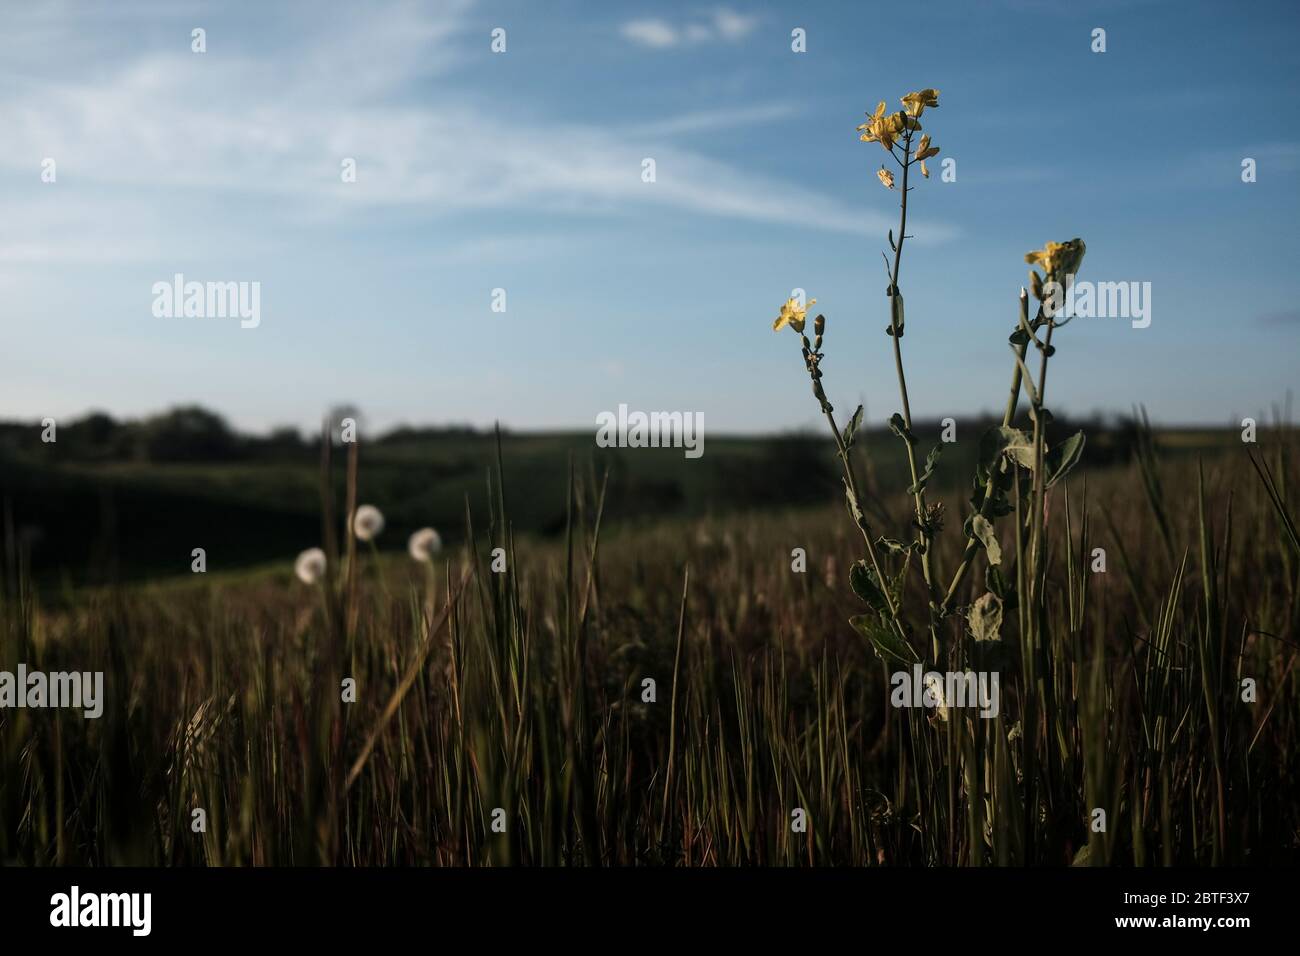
2, 422, 1296, 865
0, 413, 1237, 588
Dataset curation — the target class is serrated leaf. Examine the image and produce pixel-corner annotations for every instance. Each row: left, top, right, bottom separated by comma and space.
1045, 430, 1086, 488
971, 514, 1002, 566
850, 614, 919, 665
842, 404, 864, 450
849, 560, 888, 613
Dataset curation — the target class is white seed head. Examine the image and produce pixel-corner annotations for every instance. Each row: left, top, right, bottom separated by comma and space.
408, 527, 443, 563
294, 547, 327, 585
352, 504, 385, 542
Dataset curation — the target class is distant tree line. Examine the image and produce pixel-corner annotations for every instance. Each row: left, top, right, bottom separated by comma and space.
0, 406, 489, 464
0, 404, 1161, 466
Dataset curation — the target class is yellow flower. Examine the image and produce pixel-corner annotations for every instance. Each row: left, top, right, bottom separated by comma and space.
857, 101, 886, 135
773, 296, 815, 333
920, 160, 930, 178
877, 166, 895, 189
857, 101, 890, 148
914, 134, 940, 161
858, 101, 921, 152
902, 89, 940, 116
1024, 238, 1087, 279
1026, 239, 1086, 302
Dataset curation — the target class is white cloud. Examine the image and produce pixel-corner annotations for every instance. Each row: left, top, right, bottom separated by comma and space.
620, 19, 679, 49
712, 8, 760, 40
0, 0, 954, 275
620, 8, 760, 49
632, 102, 799, 136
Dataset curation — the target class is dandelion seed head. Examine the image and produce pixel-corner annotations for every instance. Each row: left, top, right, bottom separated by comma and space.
408, 527, 443, 562
294, 547, 326, 585
353, 504, 385, 542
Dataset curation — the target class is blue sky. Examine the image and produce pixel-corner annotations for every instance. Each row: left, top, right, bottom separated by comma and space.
2, 0, 1297, 435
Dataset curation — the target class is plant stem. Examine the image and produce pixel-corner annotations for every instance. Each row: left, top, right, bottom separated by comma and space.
887, 126, 941, 607
822, 403, 907, 636
939, 291, 1032, 614
1028, 318, 1057, 587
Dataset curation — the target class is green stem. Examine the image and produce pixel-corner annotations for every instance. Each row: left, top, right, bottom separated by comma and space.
887, 126, 941, 611
822, 402, 907, 637
938, 291, 1033, 614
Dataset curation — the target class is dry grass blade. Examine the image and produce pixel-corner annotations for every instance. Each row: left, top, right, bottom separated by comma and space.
345, 567, 472, 791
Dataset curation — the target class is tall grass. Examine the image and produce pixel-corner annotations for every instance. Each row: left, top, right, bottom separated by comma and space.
1, 423, 1296, 865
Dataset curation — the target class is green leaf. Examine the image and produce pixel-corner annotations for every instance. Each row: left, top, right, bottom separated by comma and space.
907, 444, 943, 495
850, 615, 919, 665
978, 425, 1034, 477
889, 413, 917, 447
842, 404, 864, 450
971, 514, 1002, 566
849, 560, 889, 613
1045, 430, 1086, 488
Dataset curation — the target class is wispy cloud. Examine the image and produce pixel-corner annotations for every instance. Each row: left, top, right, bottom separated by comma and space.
632, 102, 800, 136
0, 0, 953, 268
620, 19, 680, 49
620, 8, 760, 49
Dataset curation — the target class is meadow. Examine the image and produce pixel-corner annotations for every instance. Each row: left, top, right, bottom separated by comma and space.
3, 82, 1296, 872
1, 418, 1296, 866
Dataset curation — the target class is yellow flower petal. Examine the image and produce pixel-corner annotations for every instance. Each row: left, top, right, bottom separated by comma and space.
914, 134, 940, 161
1023, 239, 1087, 280
773, 297, 813, 333
901, 88, 940, 116
877, 167, 895, 189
